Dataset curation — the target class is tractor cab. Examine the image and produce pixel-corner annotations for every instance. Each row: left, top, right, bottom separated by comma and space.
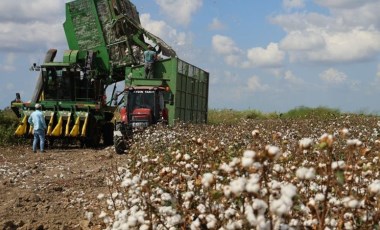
41, 64, 105, 104
120, 86, 168, 128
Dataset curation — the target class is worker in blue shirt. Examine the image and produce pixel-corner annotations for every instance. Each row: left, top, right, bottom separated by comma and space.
144, 45, 158, 79
28, 103, 47, 153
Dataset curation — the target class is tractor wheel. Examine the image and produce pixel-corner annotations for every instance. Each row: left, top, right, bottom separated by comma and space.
102, 122, 114, 146
113, 135, 126, 154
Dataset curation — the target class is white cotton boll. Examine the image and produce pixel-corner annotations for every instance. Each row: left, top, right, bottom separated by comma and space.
121, 178, 133, 187
296, 167, 307, 179
182, 191, 194, 200
169, 214, 182, 226
296, 167, 316, 180
347, 199, 359, 209
197, 204, 206, 214
252, 129, 260, 137
139, 224, 150, 230
229, 158, 241, 168
190, 218, 201, 230
230, 177, 246, 195
243, 150, 256, 158
223, 185, 232, 197
315, 193, 325, 202
112, 192, 119, 199
97, 193, 105, 200
219, 163, 234, 173
241, 157, 254, 168
266, 145, 281, 158
85, 211, 93, 221
341, 128, 349, 135
273, 164, 284, 173
128, 215, 138, 227
246, 180, 260, 194
305, 168, 316, 180
244, 204, 257, 226
206, 214, 217, 229
202, 173, 214, 188
368, 180, 380, 195
299, 138, 313, 149
347, 139, 362, 147
270, 199, 288, 216
344, 221, 353, 230
252, 199, 268, 213
281, 184, 297, 198
269, 180, 281, 190
99, 210, 107, 218
224, 207, 236, 219
184, 154, 191, 161
161, 193, 172, 201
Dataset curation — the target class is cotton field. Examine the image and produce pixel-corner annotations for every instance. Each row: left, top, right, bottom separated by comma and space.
96, 116, 380, 229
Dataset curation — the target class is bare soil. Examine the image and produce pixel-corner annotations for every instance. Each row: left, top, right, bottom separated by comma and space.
0, 145, 126, 230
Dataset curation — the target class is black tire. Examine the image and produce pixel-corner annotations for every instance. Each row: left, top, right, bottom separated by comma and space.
85, 116, 101, 148
102, 122, 114, 146
113, 135, 126, 154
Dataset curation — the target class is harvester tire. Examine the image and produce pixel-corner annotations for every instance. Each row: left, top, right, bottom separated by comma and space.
102, 122, 114, 146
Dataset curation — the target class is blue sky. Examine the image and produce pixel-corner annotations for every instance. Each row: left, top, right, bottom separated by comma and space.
1, 0, 380, 113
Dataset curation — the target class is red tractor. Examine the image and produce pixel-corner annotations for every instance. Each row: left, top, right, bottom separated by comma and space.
113, 86, 170, 153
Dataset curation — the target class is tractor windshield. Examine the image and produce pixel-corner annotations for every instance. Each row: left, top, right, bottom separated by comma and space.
128, 90, 155, 110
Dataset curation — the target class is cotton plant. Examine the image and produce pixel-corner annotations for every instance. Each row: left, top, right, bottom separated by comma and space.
93, 118, 380, 229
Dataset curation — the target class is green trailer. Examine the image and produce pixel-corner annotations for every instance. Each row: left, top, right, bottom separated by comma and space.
125, 57, 209, 125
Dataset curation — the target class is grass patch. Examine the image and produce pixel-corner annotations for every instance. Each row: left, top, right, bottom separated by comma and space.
0, 108, 21, 146
208, 106, 342, 124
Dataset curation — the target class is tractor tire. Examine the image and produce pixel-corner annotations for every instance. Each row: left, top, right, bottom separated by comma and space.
102, 122, 114, 146
113, 135, 126, 154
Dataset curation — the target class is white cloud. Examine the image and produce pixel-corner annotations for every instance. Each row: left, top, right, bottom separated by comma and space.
140, 13, 192, 47
212, 36, 285, 68
155, 0, 202, 26
247, 43, 285, 68
212, 35, 246, 67
284, 70, 304, 85
0, 1, 66, 53
280, 30, 325, 51
6, 83, 14, 91
272, 1, 380, 64
209, 18, 226, 30
320, 68, 347, 84
0, 0, 64, 22
314, 0, 378, 9
212, 35, 241, 55
283, 0, 305, 10
1, 53, 16, 72
247, 76, 269, 92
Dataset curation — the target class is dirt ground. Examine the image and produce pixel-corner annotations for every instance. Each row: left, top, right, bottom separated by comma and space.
0, 145, 127, 230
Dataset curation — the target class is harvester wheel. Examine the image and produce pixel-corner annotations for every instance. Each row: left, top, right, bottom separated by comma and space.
85, 116, 101, 148
102, 122, 114, 146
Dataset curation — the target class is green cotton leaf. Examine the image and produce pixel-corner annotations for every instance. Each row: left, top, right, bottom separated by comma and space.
318, 142, 327, 149
335, 170, 345, 185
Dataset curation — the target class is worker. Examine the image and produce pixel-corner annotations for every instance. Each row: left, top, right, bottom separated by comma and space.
143, 45, 158, 79
28, 103, 47, 153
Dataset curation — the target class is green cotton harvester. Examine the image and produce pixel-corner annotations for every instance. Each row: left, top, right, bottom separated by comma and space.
11, 0, 209, 150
